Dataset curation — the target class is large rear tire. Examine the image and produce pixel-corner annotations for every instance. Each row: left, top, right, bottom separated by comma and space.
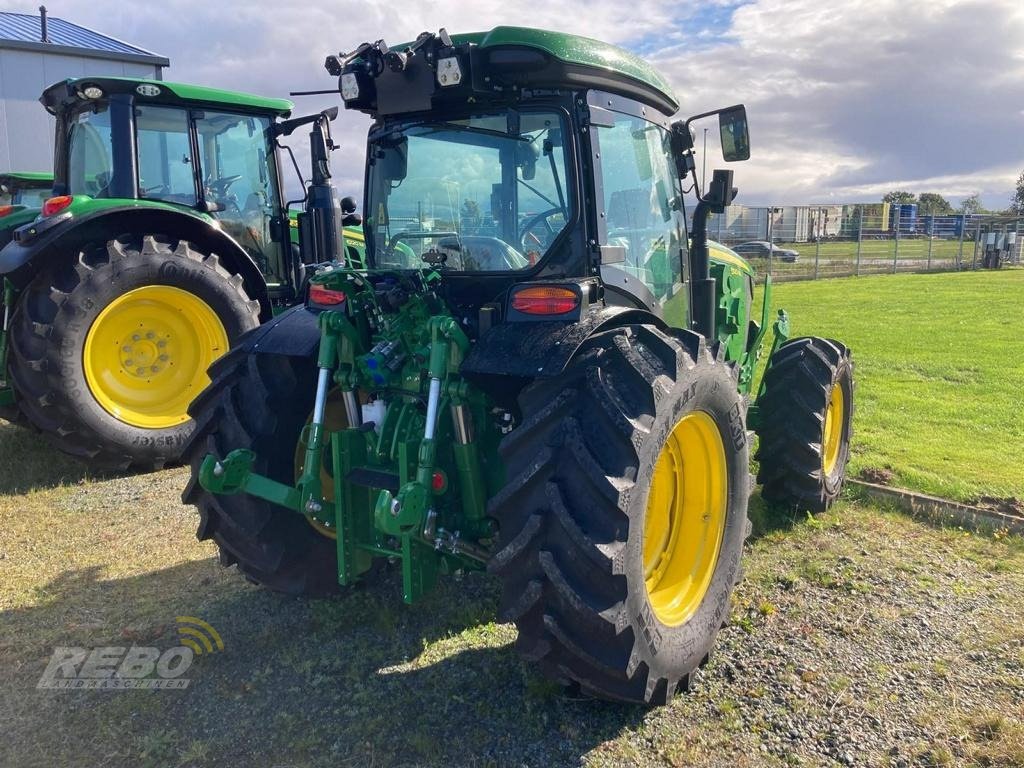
755, 336, 854, 512
7, 234, 260, 470
182, 348, 359, 596
488, 324, 750, 705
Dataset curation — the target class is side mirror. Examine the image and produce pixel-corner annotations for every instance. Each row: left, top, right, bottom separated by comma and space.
719, 106, 750, 162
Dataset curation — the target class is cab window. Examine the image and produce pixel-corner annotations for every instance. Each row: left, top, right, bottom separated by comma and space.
596, 114, 687, 327
135, 105, 197, 206
67, 105, 115, 197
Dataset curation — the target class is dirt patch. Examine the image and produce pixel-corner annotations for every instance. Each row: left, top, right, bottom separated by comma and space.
858, 466, 894, 485
974, 495, 1024, 520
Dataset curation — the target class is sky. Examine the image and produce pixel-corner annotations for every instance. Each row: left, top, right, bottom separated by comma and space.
15, 0, 1024, 208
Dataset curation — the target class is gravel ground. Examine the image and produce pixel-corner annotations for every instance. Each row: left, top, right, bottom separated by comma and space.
1, 458, 1022, 768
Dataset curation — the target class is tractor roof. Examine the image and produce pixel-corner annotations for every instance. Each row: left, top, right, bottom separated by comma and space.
41, 77, 293, 117
455, 27, 677, 112
340, 26, 679, 117
0, 171, 52, 185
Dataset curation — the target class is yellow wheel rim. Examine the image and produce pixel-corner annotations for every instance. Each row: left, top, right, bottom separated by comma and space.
643, 411, 728, 627
294, 390, 352, 539
822, 384, 845, 476
82, 285, 228, 430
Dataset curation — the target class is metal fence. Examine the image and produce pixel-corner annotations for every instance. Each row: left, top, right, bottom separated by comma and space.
705, 204, 1024, 282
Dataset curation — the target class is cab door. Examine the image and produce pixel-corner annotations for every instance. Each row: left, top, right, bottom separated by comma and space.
193, 111, 286, 289
589, 96, 689, 329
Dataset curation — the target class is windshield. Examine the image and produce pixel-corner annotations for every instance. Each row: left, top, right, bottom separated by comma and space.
0, 182, 50, 208
12, 187, 51, 207
67, 104, 115, 197
366, 110, 573, 272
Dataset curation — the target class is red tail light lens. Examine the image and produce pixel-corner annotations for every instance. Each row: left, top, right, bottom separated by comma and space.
42, 195, 73, 217
511, 286, 579, 315
309, 284, 347, 305
0, 205, 13, 218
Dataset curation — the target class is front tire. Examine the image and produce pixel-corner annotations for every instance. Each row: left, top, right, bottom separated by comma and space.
7, 234, 260, 469
755, 337, 854, 512
488, 325, 750, 705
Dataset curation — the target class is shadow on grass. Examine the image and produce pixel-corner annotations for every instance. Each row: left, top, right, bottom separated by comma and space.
746, 490, 811, 542
0, 419, 116, 494
1, 556, 645, 768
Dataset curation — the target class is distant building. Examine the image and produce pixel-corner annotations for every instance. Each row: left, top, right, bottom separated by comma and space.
0, 7, 168, 173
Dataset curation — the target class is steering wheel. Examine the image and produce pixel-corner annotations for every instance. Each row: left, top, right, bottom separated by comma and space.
519, 207, 565, 258
205, 174, 243, 212
207, 174, 242, 195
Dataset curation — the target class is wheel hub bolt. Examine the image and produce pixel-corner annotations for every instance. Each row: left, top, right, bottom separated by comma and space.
132, 334, 141, 341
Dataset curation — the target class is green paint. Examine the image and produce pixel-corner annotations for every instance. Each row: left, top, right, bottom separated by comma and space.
0, 172, 52, 185
51, 76, 293, 115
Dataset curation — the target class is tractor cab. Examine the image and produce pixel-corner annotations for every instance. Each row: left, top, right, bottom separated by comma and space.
42, 78, 295, 292
334, 27, 746, 338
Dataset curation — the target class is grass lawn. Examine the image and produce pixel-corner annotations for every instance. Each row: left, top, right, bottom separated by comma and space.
1, 267, 1022, 766
1, 451, 1022, 767
756, 268, 1024, 503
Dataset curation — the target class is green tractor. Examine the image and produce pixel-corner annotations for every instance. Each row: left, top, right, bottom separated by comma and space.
0, 77, 364, 469
0, 172, 53, 248
186, 27, 854, 704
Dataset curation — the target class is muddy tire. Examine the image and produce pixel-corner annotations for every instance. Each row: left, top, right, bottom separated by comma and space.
488, 324, 751, 705
7, 234, 259, 470
182, 347, 364, 596
755, 336, 854, 512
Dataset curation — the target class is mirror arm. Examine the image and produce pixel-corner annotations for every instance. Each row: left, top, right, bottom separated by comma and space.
689, 169, 736, 341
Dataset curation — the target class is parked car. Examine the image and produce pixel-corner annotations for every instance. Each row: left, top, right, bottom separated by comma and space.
731, 240, 799, 262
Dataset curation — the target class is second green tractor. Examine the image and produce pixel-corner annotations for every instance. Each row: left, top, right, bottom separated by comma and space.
0, 78, 363, 468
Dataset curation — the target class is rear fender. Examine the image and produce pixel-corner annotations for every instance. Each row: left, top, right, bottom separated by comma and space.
0, 206, 272, 319
461, 305, 667, 379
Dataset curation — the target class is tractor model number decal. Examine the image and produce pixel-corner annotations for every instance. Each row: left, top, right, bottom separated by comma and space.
637, 601, 663, 655
728, 401, 745, 450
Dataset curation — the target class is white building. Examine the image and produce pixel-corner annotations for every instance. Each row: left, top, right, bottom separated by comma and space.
0, 7, 168, 173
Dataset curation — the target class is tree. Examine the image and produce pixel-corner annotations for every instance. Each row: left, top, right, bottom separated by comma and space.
1010, 171, 1024, 216
883, 190, 917, 205
917, 192, 953, 216
958, 194, 984, 215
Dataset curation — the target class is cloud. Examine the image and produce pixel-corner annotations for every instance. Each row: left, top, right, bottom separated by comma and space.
12, 0, 1023, 207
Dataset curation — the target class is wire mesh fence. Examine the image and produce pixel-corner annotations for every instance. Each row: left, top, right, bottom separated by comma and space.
705, 204, 1024, 282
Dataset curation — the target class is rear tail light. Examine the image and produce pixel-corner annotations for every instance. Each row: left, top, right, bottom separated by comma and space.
0, 205, 13, 218
308, 284, 347, 306
42, 195, 73, 217
510, 286, 579, 315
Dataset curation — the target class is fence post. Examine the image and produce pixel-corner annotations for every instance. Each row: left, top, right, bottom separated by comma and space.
767, 208, 774, 277
814, 209, 821, 280
972, 223, 980, 270
927, 225, 933, 270
957, 218, 965, 270
855, 207, 862, 276
892, 218, 900, 274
